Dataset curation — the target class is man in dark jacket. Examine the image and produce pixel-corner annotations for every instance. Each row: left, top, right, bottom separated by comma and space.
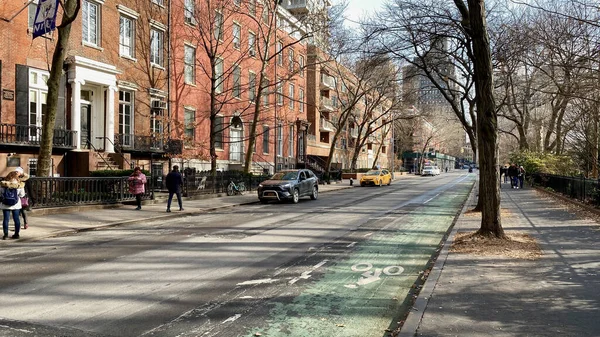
165, 165, 184, 212
507, 164, 519, 189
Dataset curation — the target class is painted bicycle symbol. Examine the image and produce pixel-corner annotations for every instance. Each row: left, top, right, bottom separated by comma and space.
345, 262, 404, 288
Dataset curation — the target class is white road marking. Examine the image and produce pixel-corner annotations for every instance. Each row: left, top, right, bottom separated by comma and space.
347, 242, 357, 248
289, 260, 328, 285
222, 314, 242, 324
237, 278, 278, 286
363, 232, 373, 237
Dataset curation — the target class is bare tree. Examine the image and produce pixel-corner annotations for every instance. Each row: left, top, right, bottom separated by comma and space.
37, 0, 80, 177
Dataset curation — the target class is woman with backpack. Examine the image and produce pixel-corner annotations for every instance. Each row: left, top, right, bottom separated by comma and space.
1, 171, 26, 240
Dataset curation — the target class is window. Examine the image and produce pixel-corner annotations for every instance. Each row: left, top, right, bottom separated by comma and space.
288, 83, 294, 109
150, 98, 165, 134
184, 44, 196, 84
261, 78, 270, 106
184, 0, 195, 25
299, 55, 305, 77
27, 0, 38, 28
299, 88, 304, 112
150, 27, 164, 66
288, 49, 294, 72
82, 0, 100, 46
28, 159, 38, 177
119, 16, 135, 58
119, 90, 134, 146
248, 71, 256, 103
28, 69, 48, 141
233, 65, 241, 98
214, 57, 223, 93
263, 126, 269, 154
184, 108, 195, 145
152, 0, 164, 5
289, 125, 294, 157
262, 7, 269, 24
276, 41, 283, 65
248, 32, 256, 57
232, 23, 241, 49
215, 115, 224, 149
277, 124, 283, 157
234, 0, 241, 6
276, 80, 283, 106
214, 11, 223, 41
248, 0, 256, 16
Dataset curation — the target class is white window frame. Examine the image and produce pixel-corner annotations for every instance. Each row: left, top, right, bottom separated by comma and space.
214, 57, 224, 93
82, 0, 102, 46
28, 68, 49, 141
288, 83, 295, 109
150, 25, 165, 67
119, 89, 134, 146
289, 125, 294, 157
299, 55, 305, 77
288, 49, 294, 73
215, 115, 224, 149
214, 10, 223, 41
233, 64, 241, 99
277, 123, 283, 157
276, 41, 283, 65
119, 15, 135, 59
152, 0, 164, 6
184, 0, 196, 25
27, 0, 39, 28
299, 88, 304, 112
248, 71, 256, 103
248, 31, 257, 57
184, 44, 196, 84
184, 107, 196, 146
276, 79, 283, 106
232, 22, 241, 49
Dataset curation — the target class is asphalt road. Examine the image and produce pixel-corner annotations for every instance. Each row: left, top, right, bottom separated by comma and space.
0, 172, 475, 337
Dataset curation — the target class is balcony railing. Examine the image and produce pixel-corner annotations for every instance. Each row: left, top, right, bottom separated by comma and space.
0, 123, 77, 149
320, 117, 335, 132
115, 134, 183, 154
281, 0, 313, 14
320, 74, 336, 90
350, 128, 359, 139
319, 96, 335, 111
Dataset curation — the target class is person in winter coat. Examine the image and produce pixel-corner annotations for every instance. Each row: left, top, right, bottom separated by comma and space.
128, 167, 147, 210
14, 167, 33, 229
1, 171, 26, 240
165, 165, 184, 212
518, 166, 526, 189
507, 164, 519, 189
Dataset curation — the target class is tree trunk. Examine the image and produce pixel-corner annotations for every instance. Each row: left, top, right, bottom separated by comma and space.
37, 0, 80, 177
465, 0, 504, 238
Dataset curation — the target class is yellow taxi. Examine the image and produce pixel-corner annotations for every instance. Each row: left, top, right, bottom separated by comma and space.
360, 169, 392, 187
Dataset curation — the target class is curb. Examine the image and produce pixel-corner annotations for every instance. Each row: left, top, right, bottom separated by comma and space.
397, 176, 478, 337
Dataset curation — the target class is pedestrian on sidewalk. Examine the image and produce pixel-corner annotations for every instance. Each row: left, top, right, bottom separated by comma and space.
14, 167, 33, 229
507, 163, 519, 188
518, 165, 526, 189
1, 171, 25, 240
165, 165, 184, 212
128, 167, 147, 210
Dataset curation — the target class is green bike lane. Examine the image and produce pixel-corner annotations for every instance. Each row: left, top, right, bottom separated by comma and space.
240, 175, 475, 337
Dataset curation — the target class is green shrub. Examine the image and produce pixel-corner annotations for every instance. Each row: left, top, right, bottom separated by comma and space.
509, 151, 576, 175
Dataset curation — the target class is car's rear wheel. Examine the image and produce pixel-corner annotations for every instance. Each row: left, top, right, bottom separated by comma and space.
310, 186, 318, 200
387, 179, 391, 186
291, 189, 300, 203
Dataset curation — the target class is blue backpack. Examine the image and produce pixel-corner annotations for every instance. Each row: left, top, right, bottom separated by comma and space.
1, 188, 19, 206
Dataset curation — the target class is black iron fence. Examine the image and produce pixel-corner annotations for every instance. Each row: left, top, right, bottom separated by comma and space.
27, 171, 271, 208
531, 173, 600, 206
28, 177, 151, 208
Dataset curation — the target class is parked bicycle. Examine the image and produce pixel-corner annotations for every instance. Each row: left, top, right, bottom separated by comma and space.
227, 180, 246, 196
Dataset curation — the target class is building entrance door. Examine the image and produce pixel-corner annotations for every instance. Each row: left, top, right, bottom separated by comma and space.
80, 103, 92, 149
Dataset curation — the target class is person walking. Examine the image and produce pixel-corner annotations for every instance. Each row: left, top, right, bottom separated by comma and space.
128, 167, 147, 210
1, 171, 25, 240
507, 164, 519, 188
518, 165, 526, 189
14, 167, 33, 229
165, 165, 184, 212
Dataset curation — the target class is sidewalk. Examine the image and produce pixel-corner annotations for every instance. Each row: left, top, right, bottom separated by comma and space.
1, 182, 356, 244
400, 181, 600, 337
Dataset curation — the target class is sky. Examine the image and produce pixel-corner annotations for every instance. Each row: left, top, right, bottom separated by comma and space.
333, 0, 387, 26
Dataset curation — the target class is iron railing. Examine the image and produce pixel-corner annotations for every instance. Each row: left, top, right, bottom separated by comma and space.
0, 123, 77, 149
28, 177, 151, 208
115, 134, 183, 154
532, 173, 600, 206
181, 170, 270, 196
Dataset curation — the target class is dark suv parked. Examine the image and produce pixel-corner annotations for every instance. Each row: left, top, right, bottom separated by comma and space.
257, 169, 319, 203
